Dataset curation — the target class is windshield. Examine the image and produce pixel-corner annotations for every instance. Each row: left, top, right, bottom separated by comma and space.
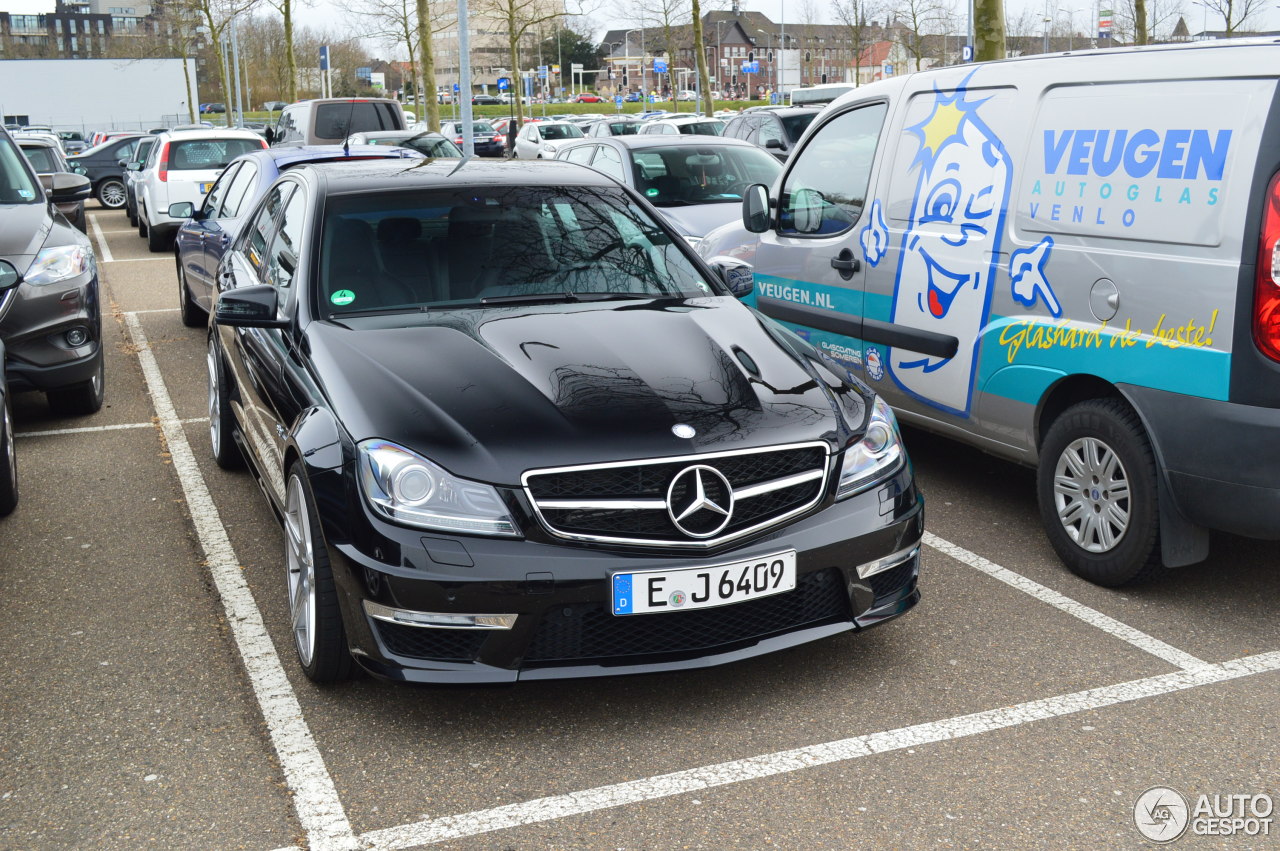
320, 185, 714, 315
630, 145, 781, 206
677, 122, 724, 136
169, 138, 263, 170
540, 124, 584, 141
609, 122, 641, 135
20, 145, 61, 173
0, 135, 42, 204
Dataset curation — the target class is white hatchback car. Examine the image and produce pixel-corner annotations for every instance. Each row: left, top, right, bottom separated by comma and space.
136, 128, 265, 251
638, 116, 726, 136
513, 121, 586, 160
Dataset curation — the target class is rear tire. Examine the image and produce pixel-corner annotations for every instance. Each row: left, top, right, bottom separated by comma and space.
284, 461, 353, 684
137, 205, 147, 238
1037, 398, 1163, 586
206, 336, 243, 470
0, 397, 17, 516
97, 178, 127, 209
147, 221, 169, 253
45, 354, 105, 417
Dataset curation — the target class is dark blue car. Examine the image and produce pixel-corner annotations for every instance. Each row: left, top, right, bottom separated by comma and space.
172, 145, 424, 326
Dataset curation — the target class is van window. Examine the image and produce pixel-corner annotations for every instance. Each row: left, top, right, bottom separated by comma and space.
778, 102, 887, 236
313, 102, 401, 141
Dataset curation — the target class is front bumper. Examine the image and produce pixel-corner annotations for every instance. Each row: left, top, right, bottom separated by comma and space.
323, 464, 923, 684
0, 272, 102, 393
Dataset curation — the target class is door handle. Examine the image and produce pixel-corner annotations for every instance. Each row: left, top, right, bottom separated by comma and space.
830, 249, 860, 280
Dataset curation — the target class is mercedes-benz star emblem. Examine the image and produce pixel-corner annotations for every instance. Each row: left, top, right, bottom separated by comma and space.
672, 423, 696, 439
666, 465, 734, 538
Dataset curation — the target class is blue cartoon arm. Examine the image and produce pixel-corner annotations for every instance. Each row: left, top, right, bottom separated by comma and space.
1009, 237, 1061, 317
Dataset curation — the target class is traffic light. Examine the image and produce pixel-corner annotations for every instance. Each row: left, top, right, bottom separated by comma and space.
622, 69, 629, 86
748, 51, 754, 62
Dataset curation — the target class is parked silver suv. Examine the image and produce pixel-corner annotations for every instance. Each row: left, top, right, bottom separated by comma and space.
0, 127, 103, 416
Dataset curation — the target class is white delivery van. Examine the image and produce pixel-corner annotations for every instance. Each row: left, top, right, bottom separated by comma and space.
699, 38, 1280, 586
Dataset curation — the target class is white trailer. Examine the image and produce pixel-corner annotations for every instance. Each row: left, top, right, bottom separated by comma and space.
0, 57, 200, 133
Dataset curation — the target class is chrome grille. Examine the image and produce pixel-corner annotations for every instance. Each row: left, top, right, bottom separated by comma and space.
523, 442, 830, 548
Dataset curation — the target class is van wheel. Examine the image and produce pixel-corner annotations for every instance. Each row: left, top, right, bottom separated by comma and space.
284, 461, 353, 684
0, 397, 17, 516
1037, 399, 1163, 586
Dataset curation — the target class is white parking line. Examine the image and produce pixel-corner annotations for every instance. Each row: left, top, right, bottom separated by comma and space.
359, 651, 1280, 849
88, 213, 113, 263
924, 532, 1208, 670
123, 313, 357, 851
128, 307, 181, 314
17, 417, 207, 438
102, 256, 173, 263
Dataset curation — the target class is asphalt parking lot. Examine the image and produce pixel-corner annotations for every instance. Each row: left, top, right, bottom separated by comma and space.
1, 206, 1276, 850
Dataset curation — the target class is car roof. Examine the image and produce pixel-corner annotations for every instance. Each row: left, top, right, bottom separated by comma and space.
350, 130, 445, 140
234, 145, 424, 170
651, 115, 723, 124
296, 158, 617, 196
156, 128, 264, 142
15, 135, 60, 148
565, 135, 757, 152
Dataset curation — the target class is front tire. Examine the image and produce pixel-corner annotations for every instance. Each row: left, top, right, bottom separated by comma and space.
97, 178, 127, 209
284, 462, 353, 684
0, 397, 17, 516
178, 258, 205, 328
1037, 399, 1162, 586
206, 336, 243, 470
45, 354, 105, 417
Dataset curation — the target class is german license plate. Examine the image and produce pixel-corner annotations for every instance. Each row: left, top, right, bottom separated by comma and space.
611, 551, 797, 615
199, 182, 213, 194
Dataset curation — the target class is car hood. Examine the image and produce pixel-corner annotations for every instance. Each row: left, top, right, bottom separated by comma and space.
306, 297, 867, 485
0, 202, 52, 269
655, 204, 744, 241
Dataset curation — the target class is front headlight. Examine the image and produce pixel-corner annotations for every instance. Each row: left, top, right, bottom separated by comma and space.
542, 143, 557, 152
836, 396, 904, 499
357, 439, 520, 537
24, 244, 94, 286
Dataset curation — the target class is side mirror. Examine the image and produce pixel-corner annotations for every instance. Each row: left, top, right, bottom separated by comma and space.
0, 259, 20, 292
742, 183, 771, 233
708, 256, 754, 298
764, 138, 783, 149
168, 201, 195, 219
74, 166, 88, 176
263, 126, 276, 144
118, 158, 129, 167
49, 172, 91, 202
791, 187, 825, 234
214, 284, 287, 328
126, 161, 142, 171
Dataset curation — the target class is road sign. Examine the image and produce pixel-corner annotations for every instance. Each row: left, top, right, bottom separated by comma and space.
453, 83, 459, 92
497, 77, 509, 90
882, 63, 894, 76
538, 65, 548, 79
740, 61, 759, 74
319, 45, 329, 71
962, 44, 974, 62
653, 59, 668, 73
571, 62, 584, 72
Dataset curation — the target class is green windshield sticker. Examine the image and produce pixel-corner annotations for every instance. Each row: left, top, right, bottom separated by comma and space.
645, 188, 659, 198
330, 289, 356, 306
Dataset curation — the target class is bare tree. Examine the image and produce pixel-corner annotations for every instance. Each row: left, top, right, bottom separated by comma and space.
477, 0, 579, 126
616, 0, 692, 106
189, 0, 262, 124
342, 0, 422, 107
890, 0, 952, 71
1195, 0, 1264, 33
259, 0, 309, 101
832, 0, 884, 86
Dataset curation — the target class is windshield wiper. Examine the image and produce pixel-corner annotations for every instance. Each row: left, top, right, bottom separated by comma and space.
327, 305, 426, 319
476, 292, 657, 306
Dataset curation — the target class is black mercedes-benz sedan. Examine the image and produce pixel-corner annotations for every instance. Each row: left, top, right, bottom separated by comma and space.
207, 158, 923, 684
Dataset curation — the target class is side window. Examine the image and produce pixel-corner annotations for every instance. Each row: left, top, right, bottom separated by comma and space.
743, 115, 764, 145
217, 162, 258, 218
265, 186, 305, 289
201, 162, 238, 215
778, 103, 887, 236
591, 146, 627, 183
563, 145, 595, 165
758, 117, 784, 148
244, 183, 293, 276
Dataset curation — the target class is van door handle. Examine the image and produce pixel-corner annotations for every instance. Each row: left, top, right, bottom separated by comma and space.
830, 249, 860, 280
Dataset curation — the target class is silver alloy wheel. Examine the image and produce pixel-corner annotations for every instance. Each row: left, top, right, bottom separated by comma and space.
99, 179, 126, 208
206, 343, 220, 454
1052, 436, 1130, 553
285, 475, 317, 666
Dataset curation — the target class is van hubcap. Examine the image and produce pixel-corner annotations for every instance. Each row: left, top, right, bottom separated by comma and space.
1053, 436, 1130, 553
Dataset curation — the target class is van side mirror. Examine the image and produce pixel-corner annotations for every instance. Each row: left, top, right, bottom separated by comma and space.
0, 259, 20, 292
742, 184, 771, 233
708, 256, 754, 298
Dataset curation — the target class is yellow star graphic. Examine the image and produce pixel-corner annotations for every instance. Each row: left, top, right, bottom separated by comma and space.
920, 101, 966, 157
